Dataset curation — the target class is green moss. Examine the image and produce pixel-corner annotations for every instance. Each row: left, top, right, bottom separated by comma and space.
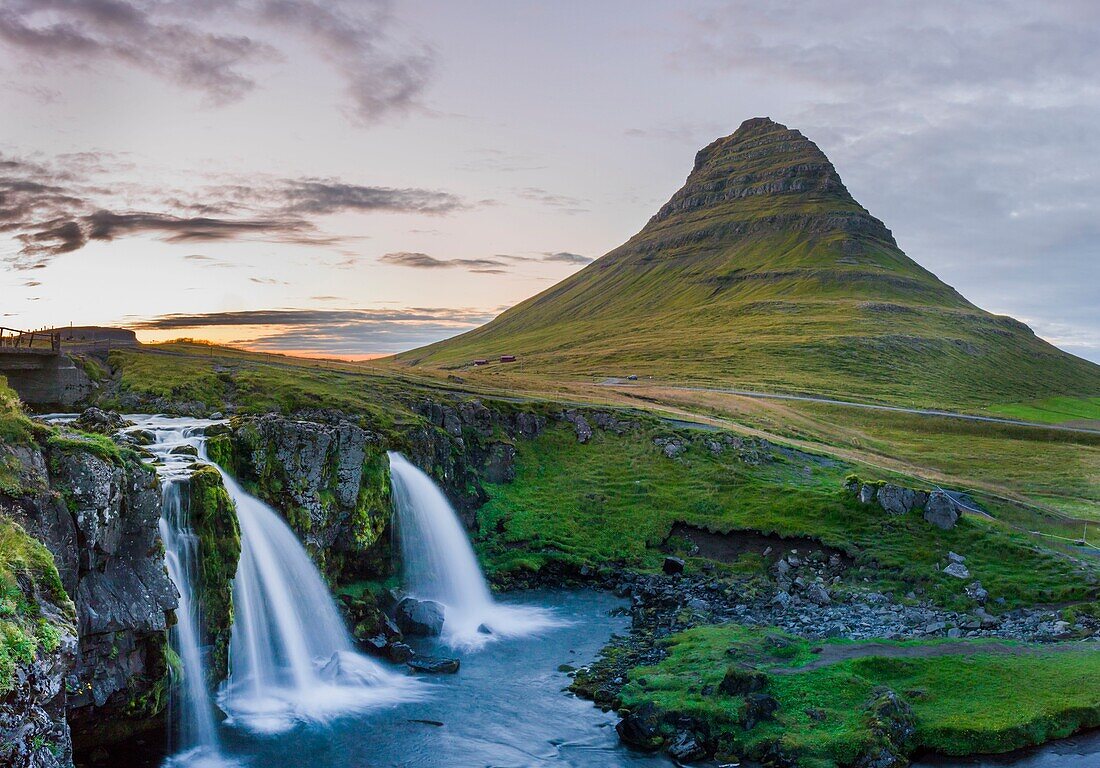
620, 625, 1100, 765
0, 516, 74, 694
186, 466, 241, 688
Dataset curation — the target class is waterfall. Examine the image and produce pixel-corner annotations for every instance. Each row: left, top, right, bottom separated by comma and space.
214, 466, 420, 735
131, 416, 422, 764
388, 452, 559, 649
142, 419, 234, 768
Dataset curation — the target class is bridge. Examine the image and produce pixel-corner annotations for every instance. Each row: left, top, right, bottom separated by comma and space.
0, 326, 62, 354
0, 326, 90, 406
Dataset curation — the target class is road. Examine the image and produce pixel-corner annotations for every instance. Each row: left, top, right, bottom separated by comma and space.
597, 381, 1100, 436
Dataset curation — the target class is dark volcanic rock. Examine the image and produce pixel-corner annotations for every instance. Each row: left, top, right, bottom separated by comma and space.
407, 657, 460, 674
662, 556, 685, 575
616, 702, 665, 751
396, 597, 445, 636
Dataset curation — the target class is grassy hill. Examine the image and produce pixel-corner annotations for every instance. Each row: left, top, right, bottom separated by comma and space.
398, 118, 1100, 409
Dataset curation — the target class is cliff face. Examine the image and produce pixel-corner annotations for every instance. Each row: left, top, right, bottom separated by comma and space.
0, 432, 177, 760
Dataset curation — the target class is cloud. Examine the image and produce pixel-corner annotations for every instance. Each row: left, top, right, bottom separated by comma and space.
540, 251, 592, 265
0, 151, 467, 266
515, 187, 589, 214
0, 0, 432, 121
128, 306, 496, 354
380, 251, 509, 273
279, 179, 463, 215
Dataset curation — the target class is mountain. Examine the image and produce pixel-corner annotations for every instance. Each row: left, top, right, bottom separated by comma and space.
399, 118, 1100, 408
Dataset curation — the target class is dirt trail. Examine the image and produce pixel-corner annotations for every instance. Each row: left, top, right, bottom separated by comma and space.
773, 641, 1097, 675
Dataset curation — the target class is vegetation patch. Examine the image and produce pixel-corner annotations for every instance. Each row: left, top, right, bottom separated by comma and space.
619, 624, 1100, 766
186, 466, 241, 688
475, 423, 1096, 610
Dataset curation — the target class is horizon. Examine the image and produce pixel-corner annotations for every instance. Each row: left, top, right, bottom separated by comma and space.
3, 1, 1099, 364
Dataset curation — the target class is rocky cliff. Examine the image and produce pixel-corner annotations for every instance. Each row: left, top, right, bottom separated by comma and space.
0, 423, 177, 762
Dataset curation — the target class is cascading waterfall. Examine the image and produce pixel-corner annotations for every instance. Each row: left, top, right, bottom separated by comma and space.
130, 416, 421, 765
140, 418, 233, 768
388, 452, 559, 649
215, 466, 421, 734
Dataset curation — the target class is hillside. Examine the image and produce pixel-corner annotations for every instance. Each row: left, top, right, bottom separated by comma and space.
398, 118, 1100, 409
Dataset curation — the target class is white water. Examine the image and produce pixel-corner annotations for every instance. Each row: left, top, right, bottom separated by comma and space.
388, 452, 560, 649
138, 418, 237, 768
127, 416, 422, 766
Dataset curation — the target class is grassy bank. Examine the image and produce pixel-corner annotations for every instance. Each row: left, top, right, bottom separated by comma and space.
475, 422, 1097, 610
617, 625, 1100, 767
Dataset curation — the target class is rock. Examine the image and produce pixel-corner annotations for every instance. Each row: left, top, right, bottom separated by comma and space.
514, 411, 543, 439
168, 443, 199, 457
943, 562, 970, 579
876, 484, 923, 515
653, 437, 687, 459
806, 583, 832, 606
662, 556, 685, 575
855, 687, 915, 768
948, 551, 966, 564
483, 442, 516, 483
477, 623, 493, 635
718, 665, 768, 696
965, 581, 989, 604
387, 643, 415, 663
771, 591, 791, 610
743, 693, 779, 729
71, 407, 128, 434
407, 657, 460, 674
858, 484, 877, 504
667, 730, 706, 762
563, 410, 593, 443
616, 702, 664, 751
395, 598, 445, 636
923, 491, 960, 530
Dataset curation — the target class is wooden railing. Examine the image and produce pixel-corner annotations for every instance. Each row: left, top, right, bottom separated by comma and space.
0, 327, 61, 353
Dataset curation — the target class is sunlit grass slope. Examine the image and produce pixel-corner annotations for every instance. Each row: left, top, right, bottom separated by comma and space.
400, 118, 1100, 409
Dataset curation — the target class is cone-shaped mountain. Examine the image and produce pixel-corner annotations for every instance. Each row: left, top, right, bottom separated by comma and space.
401, 118, 1100, 407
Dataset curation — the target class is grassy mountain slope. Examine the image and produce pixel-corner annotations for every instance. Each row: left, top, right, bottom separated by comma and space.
399, 118, 1100, 408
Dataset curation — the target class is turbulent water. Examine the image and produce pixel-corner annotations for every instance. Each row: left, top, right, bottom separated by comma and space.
388, 451, 559, 649
216, 466, 421, 734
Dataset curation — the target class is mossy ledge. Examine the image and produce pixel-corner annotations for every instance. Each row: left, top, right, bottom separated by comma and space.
186, 465, 241, 688
611, 624, 1100, 767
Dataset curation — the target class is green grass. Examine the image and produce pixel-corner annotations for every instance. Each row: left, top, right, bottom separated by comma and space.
475, 423, 1097, 610
399, 120, 1100, 410
988, 396, 1100, 425
620, 625, 1100, 766
0, 516, 75, 694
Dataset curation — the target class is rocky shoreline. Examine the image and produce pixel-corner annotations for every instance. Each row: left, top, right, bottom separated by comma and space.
547, 555, 1099, 764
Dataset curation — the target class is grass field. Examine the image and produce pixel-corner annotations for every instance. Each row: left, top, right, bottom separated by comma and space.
988, 396, 1100, 426
475, 422, 1097, 611
619, 625, 1100, 767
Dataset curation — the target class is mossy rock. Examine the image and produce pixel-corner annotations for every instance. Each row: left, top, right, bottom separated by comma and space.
187, 466, 241, 688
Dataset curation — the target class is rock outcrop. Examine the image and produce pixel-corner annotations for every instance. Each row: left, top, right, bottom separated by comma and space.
0, 425, 177, 760
846, 477, 962, 530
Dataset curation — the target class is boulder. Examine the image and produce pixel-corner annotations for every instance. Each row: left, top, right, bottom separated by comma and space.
718, 665, 768, 697
876, 484, 921, 515
806, 583, 832, 606
395, 598, 445, 636
662, 556, 685, 575
667, 730, 706, 762
407, 657, 460, 674
965, 581, 989, 604
71, 407, 128, 435
563, 410, 593, 443
743, 693, 779, 729
923, 491, 960, 530
943, 562, 970, 579
858, 484, 877, 505
615, 702, 664, 751
947, 551, 966, 564
484, 442, 516, 484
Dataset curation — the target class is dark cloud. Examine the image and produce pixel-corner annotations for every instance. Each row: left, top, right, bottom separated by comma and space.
540, 251, 592, 265
279, 179, 463, 215
0, 151, 467, 266
0, 0, 432, 121
380, 251, 509, 273
128, 306, 496, 354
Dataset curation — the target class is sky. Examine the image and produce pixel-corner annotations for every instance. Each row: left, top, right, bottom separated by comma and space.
1, 0, 1098, 362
